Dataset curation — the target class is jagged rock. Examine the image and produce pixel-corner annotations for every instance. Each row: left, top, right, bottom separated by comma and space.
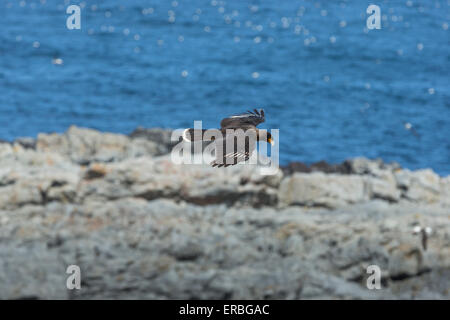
2, 199, 449, 299
249, 167, 284, 188
310, 160, 351, 174
388, 244, 427, 280
0, 127, 448, 299
278, 172, 366, 208
347, 157, 385, 175
129, 127, 176, 154
0, 142, 13, 158
367, 171, 401, 202
395, 169, 441, 203
37, 126, 130, 164
282, 160, 352, 175
282, 158, 401, 176
127, 137, 161, 158
440, 177, 450, 206
36, 126, 163, 165
0, 181, 43, 209
14, 137, 36, 149
345, 157, 401, 176
394, 169, 413, 190
84, 163, 109, 180
0, 243, 68, 299
282, 161, 311, 174
75, 156, 279, 207
0, 168, 80, 209
0, 143, 69, 168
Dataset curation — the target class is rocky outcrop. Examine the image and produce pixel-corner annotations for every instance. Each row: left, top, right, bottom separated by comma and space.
278, 168, 446, 209
278, 173, 366, 208
1, 199, 448, 299
0, 126, 448, 299
281, 157, 400, 175
35, 125, 171, 164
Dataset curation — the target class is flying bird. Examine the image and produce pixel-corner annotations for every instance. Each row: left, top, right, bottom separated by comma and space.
182, 109, 274, 167
403, 121, 420, 139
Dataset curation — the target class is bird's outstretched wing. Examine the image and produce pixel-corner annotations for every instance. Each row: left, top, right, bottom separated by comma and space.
210, 133, 256, 167
211, 150, 251, 167
220, 109, 265, 130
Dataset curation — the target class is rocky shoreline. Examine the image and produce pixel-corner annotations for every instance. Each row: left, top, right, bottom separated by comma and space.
0, 126, 449, 299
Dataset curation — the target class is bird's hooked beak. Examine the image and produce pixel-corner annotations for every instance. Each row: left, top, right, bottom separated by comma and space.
268, 137, 275, 146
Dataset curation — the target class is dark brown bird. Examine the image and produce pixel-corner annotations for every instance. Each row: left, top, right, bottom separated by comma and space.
182, 109, 274, 167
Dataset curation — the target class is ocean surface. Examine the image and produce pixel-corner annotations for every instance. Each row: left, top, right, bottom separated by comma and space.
1, 0, 449, 174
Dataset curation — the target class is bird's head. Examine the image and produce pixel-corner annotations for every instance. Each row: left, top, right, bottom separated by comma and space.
266, 132, 275, 146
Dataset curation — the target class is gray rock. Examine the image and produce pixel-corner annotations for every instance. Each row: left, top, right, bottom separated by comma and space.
347, 157, 384, 175
388, 244, 425, 280
129, 127, 176, 154
0, 243, 68, 299
278, 172, 366, 208
367, 171, 401, 202
395, 169, 441, 203
15, 137, 36, 149
440, 176, 450, 206
0, 127, 449, 300
36, 126, 165, 165
0, 196, 449, 299
0, 142, 13, 158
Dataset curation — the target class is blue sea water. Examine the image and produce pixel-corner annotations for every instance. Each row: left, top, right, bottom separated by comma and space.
0, 0, 449, 174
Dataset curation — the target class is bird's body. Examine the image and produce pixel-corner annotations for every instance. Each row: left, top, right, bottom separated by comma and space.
183, 109, 273, 167
403, 121, 420, 139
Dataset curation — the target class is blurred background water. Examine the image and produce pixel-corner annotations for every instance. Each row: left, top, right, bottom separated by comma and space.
0, 0, 448, 174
